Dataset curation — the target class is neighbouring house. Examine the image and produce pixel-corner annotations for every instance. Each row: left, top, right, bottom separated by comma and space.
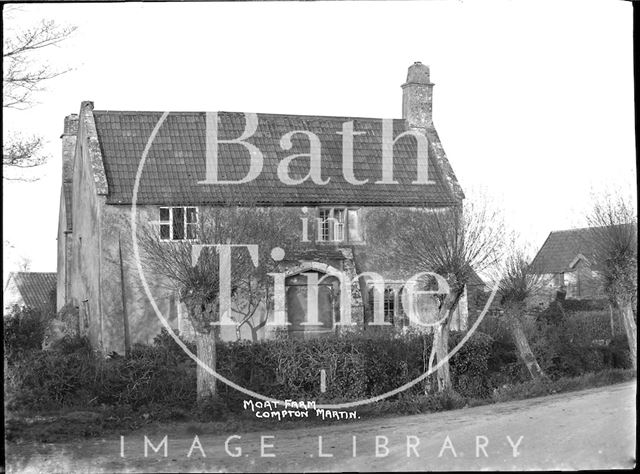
528, 226, 610, 308
57, 62, 472, 355
3, 272, 57, 316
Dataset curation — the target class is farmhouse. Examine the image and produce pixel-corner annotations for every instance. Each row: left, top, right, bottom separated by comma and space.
528, 226, 609, 307
56, 62, 470, 354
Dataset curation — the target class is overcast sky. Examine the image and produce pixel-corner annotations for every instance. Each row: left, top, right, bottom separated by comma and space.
2, 0, 636, 283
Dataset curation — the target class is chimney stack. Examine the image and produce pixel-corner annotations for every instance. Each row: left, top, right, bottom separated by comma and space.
61, 114, 79, 184
402, 61, 434, 131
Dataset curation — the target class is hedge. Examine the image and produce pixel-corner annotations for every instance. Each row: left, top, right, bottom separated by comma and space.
5, 325, 631, 416
6, 330, 493, 412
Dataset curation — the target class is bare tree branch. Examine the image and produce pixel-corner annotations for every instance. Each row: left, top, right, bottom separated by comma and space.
3, 13, 76, 176
583, 189, 637, 369
370, 197, 505, 392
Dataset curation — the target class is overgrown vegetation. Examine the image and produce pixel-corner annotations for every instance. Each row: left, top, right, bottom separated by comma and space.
5, 315, 632, 435
4, 297, 634, 444
5, 330, 493, 413
4, 305, 47, 359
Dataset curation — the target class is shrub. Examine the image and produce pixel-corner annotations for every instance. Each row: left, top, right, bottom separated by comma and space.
563, 310, 623, 343
7, 323, 628, 419
214, 330, 494, 402
5, 345, 96, 411
5, 330, 495, 414
3, 305, 46, 358
605, 334, 632, 369
531, 316, 626, 379
560, 299, 608, 312
43, 304, 81, 350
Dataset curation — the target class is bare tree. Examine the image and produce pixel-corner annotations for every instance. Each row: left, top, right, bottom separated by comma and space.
230, 209, 306, 342
585, 191, 637, 370
494, 243, 548, 380
232, 276, 271, 343
373, 198, 504, 392
3, 8, 76, 178
137, 206, 301, 402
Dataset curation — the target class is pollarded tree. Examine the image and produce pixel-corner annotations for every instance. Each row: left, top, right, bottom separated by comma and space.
372, 198, 504, 392
137, 205, 302, 402
495, 243, 548, 380
585, 191, 637, 370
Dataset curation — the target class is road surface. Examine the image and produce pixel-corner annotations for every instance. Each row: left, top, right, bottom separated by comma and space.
6, 381, 636, 472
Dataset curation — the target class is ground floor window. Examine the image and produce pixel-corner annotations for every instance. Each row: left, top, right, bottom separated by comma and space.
367, 285, 405, 325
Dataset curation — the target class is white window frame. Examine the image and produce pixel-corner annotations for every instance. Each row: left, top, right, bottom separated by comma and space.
159, 206, 199, 242
318, 208, 332, 242
316, 207, 363, 243
366, 284, 403, 325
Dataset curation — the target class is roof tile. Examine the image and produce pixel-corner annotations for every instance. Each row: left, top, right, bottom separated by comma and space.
9, 272, 56, 313
93, 111, 459, 207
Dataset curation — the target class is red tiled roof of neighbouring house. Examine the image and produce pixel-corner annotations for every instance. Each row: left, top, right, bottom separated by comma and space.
6, 272, 56, 314
530, 224, 636, 274
93, 111, 460, 207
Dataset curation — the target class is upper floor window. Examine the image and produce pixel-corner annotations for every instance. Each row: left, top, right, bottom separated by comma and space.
317, 207, 363, 243
160, 207, 198, 241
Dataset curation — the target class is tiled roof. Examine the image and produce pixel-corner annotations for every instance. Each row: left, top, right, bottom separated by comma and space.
467, 268, 486, 288
530, 225, 634, 274
8, 272, 56, 313
93, 111, 459, 207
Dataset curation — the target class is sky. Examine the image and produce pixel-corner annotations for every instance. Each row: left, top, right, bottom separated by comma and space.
2, 0, 636, 284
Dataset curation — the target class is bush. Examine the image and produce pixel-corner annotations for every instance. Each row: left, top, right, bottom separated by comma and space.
605, 334, 632, 369
5, 330, 495, 414
560, 299, 608, 312
531, 314, 631, 379
563, 310, 623, 343
5, 343, 96, 411
6, 324, 630, 419
3, 305, 47, 358
213, 330, 495, 402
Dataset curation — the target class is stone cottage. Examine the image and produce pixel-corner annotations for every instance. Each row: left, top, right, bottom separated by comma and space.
528, 226, 609, 307
56, 62, 470, 354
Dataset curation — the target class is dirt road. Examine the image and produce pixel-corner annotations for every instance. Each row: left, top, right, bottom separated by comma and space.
6, 381, 636, 472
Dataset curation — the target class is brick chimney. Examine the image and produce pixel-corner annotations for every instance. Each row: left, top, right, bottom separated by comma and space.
61, 114, 79, 184
402, 61, 434, 131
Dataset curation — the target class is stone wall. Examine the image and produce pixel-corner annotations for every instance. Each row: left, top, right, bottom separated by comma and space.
91, 204, 468, 352
566, 260, 605, 299
67, 109, 105, 350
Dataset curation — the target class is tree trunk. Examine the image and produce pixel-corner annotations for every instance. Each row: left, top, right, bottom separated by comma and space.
608, 303, 615, 338
433, 323, 452, 391
194, 330, 217, 402
429, 289, 462, 393
618, 298, 637, 371
510, 317, 547, 380
183, 294, 219, 403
